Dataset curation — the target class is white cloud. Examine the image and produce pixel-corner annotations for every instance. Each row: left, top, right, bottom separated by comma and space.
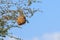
42, 32, 60, 40
32, 32, 60, 40
32, 37, 39, 40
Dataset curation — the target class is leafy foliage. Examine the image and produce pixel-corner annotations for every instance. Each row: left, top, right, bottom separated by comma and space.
0, 0, 41, 40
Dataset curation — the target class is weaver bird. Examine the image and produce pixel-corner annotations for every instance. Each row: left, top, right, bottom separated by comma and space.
17, 9, 26, 25
17, 16, 26, 25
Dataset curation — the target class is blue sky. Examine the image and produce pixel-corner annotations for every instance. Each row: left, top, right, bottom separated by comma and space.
20, 0, 60, 40
1, 0, 60, 40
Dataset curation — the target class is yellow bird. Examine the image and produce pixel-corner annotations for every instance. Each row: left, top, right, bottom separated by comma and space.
17, 16, 26, 25
17, 9, 26, 25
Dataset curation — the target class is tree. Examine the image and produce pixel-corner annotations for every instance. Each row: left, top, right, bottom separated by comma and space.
0, 0, 42, 40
